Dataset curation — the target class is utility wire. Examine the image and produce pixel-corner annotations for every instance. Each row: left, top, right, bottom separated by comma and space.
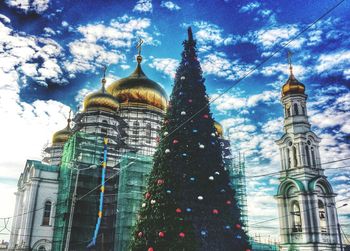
160, 0, 346, 142
249, 196, 350, 227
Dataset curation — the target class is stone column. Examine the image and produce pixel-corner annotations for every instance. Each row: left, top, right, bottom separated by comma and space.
22, 179, 39, 248
8, 191, 21, 249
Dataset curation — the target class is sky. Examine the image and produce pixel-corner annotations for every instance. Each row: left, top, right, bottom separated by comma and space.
0, 0, 349, 243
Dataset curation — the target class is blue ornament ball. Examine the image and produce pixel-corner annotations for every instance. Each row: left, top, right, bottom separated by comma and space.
186, 208, 192, 212
235, 235, 242, 239
225, 225, 231, 230
166, 190, 172, 194
200, 229, 208, 237
220, 189, 226, 193
193, 129, 198, 133
190, 177, 195, 181
182, 153, 187, 157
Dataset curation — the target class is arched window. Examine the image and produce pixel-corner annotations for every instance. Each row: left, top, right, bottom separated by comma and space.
145, 123, 152, 143
318, 200, 327, 233
102, 119, 108, 124
287, 107, 291, 117
301, 105, 305, 115
286, 148, 291, 169
42, 201, 52, 226
305, 145, 311, 166
293, 146, 297, 167
294, 103, 299, 115
311, 147, 316, 168
38, 246, 46, 251
291, 201, 302, 232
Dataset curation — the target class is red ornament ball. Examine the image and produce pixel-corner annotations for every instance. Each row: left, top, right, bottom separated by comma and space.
203, 114, 209, 119
179, 232, 185, 238
137, 231, 143, 238
188, 99, 193, 103
159, 231, 165, 238
145, 192, 151, 199
176, 208, 182, 213
226, 200, 232, 205
212, 209, 219, 214
173, 139, 179, 144
157, 179, 164, 185
235, 224, 241, 229
148, 247, 154, 251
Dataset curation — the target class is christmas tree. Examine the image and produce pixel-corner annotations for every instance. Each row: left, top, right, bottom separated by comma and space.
130, 27, 251, 251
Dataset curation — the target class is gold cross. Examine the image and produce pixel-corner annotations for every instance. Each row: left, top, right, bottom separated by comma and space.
287, 50, 293, 74
287, 50, 293, 68
102, 65, 107, 79
136, 38, 144, 56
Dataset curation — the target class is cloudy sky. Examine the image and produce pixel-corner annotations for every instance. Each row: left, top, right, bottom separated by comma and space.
0, 0, 349, 243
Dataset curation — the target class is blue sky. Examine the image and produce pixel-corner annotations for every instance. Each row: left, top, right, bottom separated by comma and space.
0, 0, 349, 243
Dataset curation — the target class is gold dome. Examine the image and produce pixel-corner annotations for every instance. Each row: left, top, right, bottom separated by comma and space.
214, 121, 224, 138
282, 64, 305, 97
84, 79, 119, 112
107, 59, 168, 111
52, 118, 72, 144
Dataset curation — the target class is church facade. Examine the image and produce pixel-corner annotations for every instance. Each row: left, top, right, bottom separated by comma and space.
275, 64, 341, 251
8, 51, 168, 251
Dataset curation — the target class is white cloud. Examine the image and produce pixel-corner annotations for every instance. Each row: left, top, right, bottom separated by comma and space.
5, 0, 50, 14
133, 0, 153, 13
66, 16, 157, 74
315, 50, 350, 79
239, 2, 261, 13
148, 57, 179, 78
0, 14, 11, 24
192, 21, 235, 48
0, 21, 67, 86
212, 90, 280, 112
160, 1, 180, 11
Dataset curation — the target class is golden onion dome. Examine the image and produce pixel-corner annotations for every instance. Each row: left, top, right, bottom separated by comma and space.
84, 78, 119, 112
282, 65, 305, 97
52, 118, 72, 144
107, 56, 168, 111
214, 121, 224, 138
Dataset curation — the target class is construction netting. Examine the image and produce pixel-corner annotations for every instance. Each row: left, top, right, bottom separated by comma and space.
114, 152, 153, 251
52, 132, 114, 251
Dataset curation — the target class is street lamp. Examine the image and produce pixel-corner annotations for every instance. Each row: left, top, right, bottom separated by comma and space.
64, 164, 97, 251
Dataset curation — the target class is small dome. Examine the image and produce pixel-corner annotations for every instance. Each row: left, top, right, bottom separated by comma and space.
84, 79, 119, 112
214, 121, 224, 138
282, 69, 305, 97
107, 58, 168, 111
52, 119, 72, 144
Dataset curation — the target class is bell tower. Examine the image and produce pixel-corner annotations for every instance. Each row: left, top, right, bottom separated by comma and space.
275, 54, 341, 251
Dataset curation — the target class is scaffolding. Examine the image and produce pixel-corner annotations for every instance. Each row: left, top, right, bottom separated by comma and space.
114, 152, 153, 251
228, 152, 249, 232
52, 132, 118, 251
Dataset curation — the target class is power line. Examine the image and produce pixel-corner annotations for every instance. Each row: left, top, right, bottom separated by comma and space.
249, 196, 350, 227
160, 0, 346, 143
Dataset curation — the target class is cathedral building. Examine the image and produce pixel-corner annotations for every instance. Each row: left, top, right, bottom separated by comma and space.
8, 50, 168, 251
275, 63, 341, 251
8, 44, 250, 250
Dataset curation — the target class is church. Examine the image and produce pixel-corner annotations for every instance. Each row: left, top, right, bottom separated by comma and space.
8, 46, 232, 251
275, 62, 342, 251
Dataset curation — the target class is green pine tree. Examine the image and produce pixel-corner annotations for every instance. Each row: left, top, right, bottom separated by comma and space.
130, 27, 251, 251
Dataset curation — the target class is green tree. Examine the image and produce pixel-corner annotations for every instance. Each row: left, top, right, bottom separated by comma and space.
130, 27, 251, 251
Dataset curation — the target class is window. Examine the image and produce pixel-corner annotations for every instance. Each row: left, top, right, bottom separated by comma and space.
318, 200, 327, 233
286, 107, 291, 117
102, 119, 108, 124
101, 128, 107, 135
291, 202, 302, 232
286, 148, 291, 169
301, 105, 305, 115
294, 103, 299, 115
311, 147, 316, 168
42, 201, 52, 226
305, 145, 311, 166
293, 146, 297, 167
38, 246, 46, 251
